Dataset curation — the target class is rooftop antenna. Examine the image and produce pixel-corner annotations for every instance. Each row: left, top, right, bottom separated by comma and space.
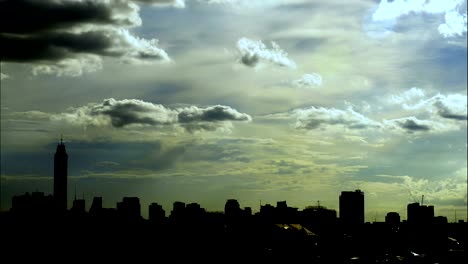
60, 134, 63, 145
74, 185, 77, 201
421, 195, 424, 206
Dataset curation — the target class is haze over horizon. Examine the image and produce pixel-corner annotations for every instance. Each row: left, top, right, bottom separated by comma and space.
1, 0, 466, 222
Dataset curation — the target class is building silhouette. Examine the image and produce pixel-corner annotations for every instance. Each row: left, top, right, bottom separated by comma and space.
117, 197, 141, 220
89, 197, 103, 216
339, 189, 364, 225
407, 202, 434, 225
53, 137, 68, 211
149, 202, 165, 223
385, 212, 400, 226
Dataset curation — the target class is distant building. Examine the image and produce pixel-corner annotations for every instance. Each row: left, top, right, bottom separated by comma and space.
339, 190, 365, 225
186, 203, 205, 222
225, 199, 242, 222
301, 206, 337, 227
54, 137, 68, 211
170, 201, 186, 222
149, 203, 165, 223
89, 197, 103, 215
11, 191, 54, 216
117, 197, 141, 220
244, 207, 252, 217
407, 202, 434, 225
385, 212, 400, 225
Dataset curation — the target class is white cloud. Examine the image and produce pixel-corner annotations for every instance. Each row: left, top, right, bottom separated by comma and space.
198, 0, 307, 8
108, 28, 171, 64
438, 10, 468, 37
388, 87, 426, 105
1, 72, 10, 80
135, 0, 186, 8
387, 88, 467, 120
293, 106, 381, 130
32, 55, 103, 77
292, 73, 322, 88
236, 37, 297, 69
372, 0, 467, 38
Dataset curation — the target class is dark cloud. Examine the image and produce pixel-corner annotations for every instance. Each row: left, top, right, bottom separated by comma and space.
434, 100, 467, 121
0, 0, 139, 34
90, 98, 177, 127
0, 0, 170, 76
398, 119, 430, 131
51, 98, 252, 132
178, 105, 252, 123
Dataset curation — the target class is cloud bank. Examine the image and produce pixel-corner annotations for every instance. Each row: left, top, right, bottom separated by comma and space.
0, 0, 171, 76
264, 88, 466, 135
50, 98, 251, 133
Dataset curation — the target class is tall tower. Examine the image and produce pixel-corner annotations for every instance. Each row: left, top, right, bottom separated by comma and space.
54, 136, 68, 211
339, 189, 364, 225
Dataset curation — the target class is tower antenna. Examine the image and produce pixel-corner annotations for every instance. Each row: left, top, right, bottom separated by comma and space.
60, 134, 63, 144
74, 184, 77, 201
421, 195, 424, 206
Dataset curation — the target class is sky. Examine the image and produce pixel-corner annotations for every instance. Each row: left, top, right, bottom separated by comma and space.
0, 0, 466, 222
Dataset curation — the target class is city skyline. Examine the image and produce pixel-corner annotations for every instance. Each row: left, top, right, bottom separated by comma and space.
3, 139, 461, 223
1, 0, 467, 222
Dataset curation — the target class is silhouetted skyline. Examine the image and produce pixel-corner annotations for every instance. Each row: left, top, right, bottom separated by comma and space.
3, 140, 463, 226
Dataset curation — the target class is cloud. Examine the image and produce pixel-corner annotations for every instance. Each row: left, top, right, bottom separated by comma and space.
1, 72, 10, 80
31, 54, 103, 77
387, 88, 467, 121
197, 0, 307, 8
236, 37, 297, 69
293, 106, 381, 130
0, 0, 171, 76
388, 87, 426, 105
50, 98, 251, 132
136, 0, 186, 8
383, 116, 458, 133
292, 73, 322, 88
264, 87, 466, 135
438, 10, 468, 37
372, 0, 467, 38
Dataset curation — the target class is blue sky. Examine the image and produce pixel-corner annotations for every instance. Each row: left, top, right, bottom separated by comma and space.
1, 0, 466, 221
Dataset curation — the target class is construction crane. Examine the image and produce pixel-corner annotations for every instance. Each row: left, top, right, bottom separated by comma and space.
408, 190, 419, 203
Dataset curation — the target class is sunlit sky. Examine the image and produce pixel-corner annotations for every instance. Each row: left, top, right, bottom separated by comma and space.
1, 0, 466, 221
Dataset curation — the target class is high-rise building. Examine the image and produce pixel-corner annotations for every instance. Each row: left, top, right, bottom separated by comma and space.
407, 202, 434, 225
117, 197, 141, 219
339, 189, 365, 225
149, 203, 165, 222
224, 199, 241, 220
54, 137, 68, 211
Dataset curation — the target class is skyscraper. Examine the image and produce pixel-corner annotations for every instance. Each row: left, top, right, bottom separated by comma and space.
54, 137, 68, 211
339, 189, 364, 225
